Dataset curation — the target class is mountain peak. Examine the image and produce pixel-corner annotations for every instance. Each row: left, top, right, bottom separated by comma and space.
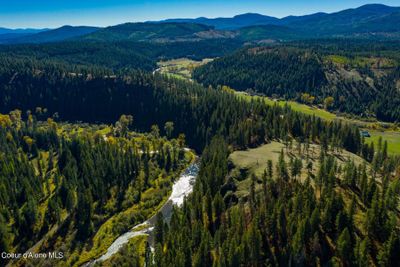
356, 3, 393, 10
336, 3, 399, 15
234, 13, 268, 18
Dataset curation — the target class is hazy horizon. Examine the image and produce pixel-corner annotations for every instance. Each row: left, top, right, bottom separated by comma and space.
1, 0, 399, 29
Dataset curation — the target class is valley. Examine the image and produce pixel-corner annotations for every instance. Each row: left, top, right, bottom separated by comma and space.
0, 3, 400, 267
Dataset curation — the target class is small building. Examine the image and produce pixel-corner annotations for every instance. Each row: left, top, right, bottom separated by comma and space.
360, 131, 371, 138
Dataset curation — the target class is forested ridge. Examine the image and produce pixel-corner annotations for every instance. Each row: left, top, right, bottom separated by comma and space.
194, 47, 327, 97
193, 45, 400, 122
0, 39, 241, 71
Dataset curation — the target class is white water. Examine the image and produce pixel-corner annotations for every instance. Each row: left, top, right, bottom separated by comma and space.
168, 167, 196, 206
84, 161, 199, 266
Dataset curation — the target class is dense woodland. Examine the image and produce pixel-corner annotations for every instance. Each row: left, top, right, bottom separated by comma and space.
0, 33, 399, 267
0, 39, 241, 71
194, 46, 400, 122
151, 136, 400, 267
194, 47, 327, 97
0, 112, 192, 266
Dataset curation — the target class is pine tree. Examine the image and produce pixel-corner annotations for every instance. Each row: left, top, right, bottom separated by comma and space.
277, 149, 289, 181
76, 190, 93, 240
377, 231, 400, 267
355, 237, 370, 267
154, 212, 164, 244
0, 215, 11, 253
337, 228, 352, 265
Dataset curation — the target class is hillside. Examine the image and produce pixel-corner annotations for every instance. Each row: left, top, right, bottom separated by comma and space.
0, 39, 241, 71
162, 13, 280, 30
157, 4, 400, 40
80, 22, 216, 42
193, 46, 400, 122
282, 4, 400, 37
0, 26, 100, 44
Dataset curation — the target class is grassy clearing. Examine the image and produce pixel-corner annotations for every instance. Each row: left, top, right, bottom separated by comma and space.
229, 141, 367, 198
157, 58, 213, 80
229, 141, 375, 235
326, 55, 396, 69
365, 130, 400, 155
236, 92, 336, 121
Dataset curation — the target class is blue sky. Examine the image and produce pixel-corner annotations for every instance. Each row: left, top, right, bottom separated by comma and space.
0, 0, 399, 28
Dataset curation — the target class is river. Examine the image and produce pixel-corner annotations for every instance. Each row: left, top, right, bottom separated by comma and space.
83, 161, 199, 266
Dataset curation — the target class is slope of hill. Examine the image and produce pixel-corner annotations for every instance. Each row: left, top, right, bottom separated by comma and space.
157, 4, 400, 39
351, 11, 400, 37
162, 13, 279, 30
282, 4, 400, 36
80, 22, 214, 42
0, 28, 48, 43
1, 25, 100, 44
193, 46, 400, 122
0, 27, 46, 35
237, 25, 302, 41
0, 33, 33, 41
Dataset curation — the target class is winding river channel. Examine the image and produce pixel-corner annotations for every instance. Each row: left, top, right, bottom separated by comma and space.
84, 161, 200, 266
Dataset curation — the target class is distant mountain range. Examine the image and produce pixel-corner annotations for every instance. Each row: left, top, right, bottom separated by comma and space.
79, 23, 212, 42
161, 13, 280, 30
0, 28, 46, 35
0, 4, 399, 44
162, 4, 399, 29
0, 26, 99, 44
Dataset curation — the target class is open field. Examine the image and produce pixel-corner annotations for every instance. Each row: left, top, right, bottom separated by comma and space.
157, 58, 213, 80
325, 55, 397, 69
230, 141, 366, 179
236, 91, 337, 121
365, 130, 400, 155
229, 141, 367, 198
